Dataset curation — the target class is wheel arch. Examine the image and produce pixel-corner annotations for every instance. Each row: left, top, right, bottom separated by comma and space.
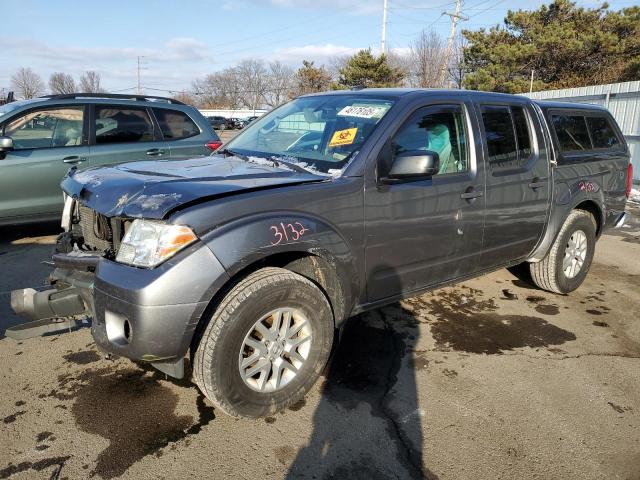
573, 199, 603, 237
189, 249, 351, 358
528, 193, 604, 263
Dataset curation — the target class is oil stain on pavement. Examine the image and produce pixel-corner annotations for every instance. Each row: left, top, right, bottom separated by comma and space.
417, 287, 576, 354
42, 366, 215, 479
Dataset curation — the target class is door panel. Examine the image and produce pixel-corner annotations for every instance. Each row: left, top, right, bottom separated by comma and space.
477, 103, 550, 269
0, 146, 89, 219
0, 106, 88, 219
365, 103, 485, 302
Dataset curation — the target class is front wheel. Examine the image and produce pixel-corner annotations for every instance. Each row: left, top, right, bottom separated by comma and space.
193, 267, 334, 418
530, 209, 597, 294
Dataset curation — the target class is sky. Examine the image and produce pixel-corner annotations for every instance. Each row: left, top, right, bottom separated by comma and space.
2, 0, 637, 95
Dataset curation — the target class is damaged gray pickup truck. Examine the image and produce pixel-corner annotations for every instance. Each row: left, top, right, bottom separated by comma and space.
9, 89, 632, 418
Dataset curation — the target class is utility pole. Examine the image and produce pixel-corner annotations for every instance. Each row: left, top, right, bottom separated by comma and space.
137, 56, 146, 94
381, 0, 389, 54
438, 0, 467, 88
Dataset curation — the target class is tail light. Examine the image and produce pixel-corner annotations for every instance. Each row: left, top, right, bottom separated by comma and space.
626, 163, 633, 199
206, 141, 222, 152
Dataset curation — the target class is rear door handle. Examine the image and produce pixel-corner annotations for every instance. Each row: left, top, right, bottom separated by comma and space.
460, 188, 483, 200
62, 156, 85, 164
528, 177, 547, 189
146, 148, 165, 156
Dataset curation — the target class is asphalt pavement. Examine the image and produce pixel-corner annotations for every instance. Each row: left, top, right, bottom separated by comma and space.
1, 189, 639, 479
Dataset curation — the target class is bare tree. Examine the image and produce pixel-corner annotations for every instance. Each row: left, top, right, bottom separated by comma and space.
192, 68, 244, 109
235, 59, 269, 111
327, 55, 349, 80
172, 91, 197, 106
409, 29, 445, 88
263, 61, 295, 108
11, 68, 45, 99
447, 34, 467, 89
79, 71, 104, 93
49, 72, 76, 95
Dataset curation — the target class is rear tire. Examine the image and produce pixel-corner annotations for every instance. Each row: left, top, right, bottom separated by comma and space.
193, 267, 334, 418
529, 209, 597, 294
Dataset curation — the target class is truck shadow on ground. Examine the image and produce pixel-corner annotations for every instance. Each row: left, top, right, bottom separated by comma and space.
287, 278, 577, 479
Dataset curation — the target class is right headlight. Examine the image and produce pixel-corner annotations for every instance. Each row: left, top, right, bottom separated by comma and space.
115, 219, 197, 268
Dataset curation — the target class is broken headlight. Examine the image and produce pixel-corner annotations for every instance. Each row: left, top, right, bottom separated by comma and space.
115, 219, 197, 268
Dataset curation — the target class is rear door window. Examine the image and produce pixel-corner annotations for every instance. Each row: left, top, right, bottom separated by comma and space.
153, 109, 200, 140
94, 106, 154, 145
586, 116, 620, 149
551, 115, 592, 152
481, 105, 532, 171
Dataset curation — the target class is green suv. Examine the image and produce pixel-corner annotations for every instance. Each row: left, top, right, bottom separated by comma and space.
0, 93, 221, 226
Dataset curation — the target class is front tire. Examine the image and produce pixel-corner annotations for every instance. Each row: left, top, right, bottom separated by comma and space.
530, 209, 597, 294
193, 267, 334, 418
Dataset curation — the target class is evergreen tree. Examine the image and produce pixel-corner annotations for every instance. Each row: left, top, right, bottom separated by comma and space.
336, 49, 405, 89
463, 0, 640, 93
294, 61, 332, 96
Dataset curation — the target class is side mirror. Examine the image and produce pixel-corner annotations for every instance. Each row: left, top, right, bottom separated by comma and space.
388, 150, 439, 180
0, 136, 13, 159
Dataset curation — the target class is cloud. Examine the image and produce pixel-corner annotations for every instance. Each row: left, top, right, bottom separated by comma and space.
274, 43, 362, 63
268, 0, 381, 15
0, 36, 214, 92
0, 36, 211, 64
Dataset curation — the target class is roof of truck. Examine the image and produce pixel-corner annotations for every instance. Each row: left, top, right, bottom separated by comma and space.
303, 89, 612, 109
533, 100, 609, 111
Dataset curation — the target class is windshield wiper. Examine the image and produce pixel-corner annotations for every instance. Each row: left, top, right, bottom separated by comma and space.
220, 148, 325, 176
267, 156, 318, 175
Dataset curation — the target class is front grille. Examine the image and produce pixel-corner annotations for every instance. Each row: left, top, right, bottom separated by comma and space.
78, 205, 115, 254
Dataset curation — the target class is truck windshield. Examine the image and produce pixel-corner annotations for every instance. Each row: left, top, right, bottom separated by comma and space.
222, 94, 396, 175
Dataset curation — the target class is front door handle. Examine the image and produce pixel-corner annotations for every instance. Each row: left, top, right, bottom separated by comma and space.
528, 177, 547, 189
62, 156, 85, 164
460, 188, 483, 200
146, 148, 165, 156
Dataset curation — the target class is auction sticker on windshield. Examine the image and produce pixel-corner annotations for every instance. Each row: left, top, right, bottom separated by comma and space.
337, 104, 390, 119
329, 128, 358, 147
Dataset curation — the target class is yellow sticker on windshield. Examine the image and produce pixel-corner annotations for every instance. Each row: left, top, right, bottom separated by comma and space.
329, 128, 358, 147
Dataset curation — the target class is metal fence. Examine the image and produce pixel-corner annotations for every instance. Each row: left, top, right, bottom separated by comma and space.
525, 81, 640, 181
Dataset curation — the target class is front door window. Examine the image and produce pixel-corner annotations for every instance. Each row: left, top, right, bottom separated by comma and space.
3, 107, 84, 150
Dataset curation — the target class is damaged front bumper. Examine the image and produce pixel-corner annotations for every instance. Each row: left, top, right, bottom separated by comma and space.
9, 242, 230, 378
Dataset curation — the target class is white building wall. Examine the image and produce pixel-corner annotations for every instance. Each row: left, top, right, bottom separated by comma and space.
198, 109, 268, 119
525, 81, 640, 181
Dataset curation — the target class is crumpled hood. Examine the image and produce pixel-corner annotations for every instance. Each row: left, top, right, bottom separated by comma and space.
61, 155, 326, 219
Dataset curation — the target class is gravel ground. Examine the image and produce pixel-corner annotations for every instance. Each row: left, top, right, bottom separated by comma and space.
0, 198, 638, 479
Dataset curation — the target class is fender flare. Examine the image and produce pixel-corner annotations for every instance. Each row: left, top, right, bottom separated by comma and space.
200, 211, 359, 325
527, 182, 603, 262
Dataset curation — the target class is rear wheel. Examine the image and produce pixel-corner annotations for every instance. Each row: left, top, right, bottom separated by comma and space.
193, 267, 333, 418
530, 210, 597, 294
